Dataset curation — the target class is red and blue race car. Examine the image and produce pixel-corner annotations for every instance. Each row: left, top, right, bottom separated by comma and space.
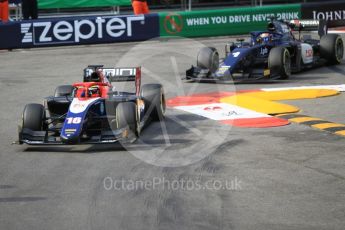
18, 65, 166, 145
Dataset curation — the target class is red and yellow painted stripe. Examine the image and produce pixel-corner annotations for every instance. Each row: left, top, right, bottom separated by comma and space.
167, 85, 345, 136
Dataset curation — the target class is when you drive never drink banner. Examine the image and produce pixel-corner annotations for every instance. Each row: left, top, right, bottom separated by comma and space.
159, 4, 301, 37
38, 0, 131, 9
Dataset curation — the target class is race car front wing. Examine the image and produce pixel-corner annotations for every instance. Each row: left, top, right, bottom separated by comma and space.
18, 127, 134, 145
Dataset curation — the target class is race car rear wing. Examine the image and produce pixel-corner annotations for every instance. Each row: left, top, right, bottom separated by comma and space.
84, 65, 139, 82
83, 65, 142, 95
289, 19, 328, 37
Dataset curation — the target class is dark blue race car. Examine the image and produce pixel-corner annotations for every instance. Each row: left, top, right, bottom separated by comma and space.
185, 19, 344, 82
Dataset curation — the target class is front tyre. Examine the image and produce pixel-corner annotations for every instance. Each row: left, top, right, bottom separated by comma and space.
197, 47, 219, 73
22, 103, 46, 131
269, 47, 291, 80
320, 34, 344, 65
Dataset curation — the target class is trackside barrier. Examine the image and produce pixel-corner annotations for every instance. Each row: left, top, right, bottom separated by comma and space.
1, 2, 344, 50
158, 4, 301, 37
0, 14, 159, 49
301, 1, 345, 28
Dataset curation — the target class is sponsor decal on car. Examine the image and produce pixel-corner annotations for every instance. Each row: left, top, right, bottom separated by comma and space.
260, 47, 269, 56
64, 129, 77, 133
232, 51, 241, 57
216, 66, 230, 74
69, 98, 100, 113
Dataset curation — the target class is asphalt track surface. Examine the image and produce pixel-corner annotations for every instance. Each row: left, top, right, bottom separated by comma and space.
1, 34, 345, 230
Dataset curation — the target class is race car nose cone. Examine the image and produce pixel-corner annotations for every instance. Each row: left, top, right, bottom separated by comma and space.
60, 135, 79, 144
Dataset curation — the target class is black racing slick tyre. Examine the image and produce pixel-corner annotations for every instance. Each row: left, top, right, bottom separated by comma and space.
54, 85, 74, 97
197, 47, 219, 73
116, 102, 140, 137
22, 103, 46, 131
268, 47, 291, 80
140, 84, 165, 121
320, 34, 344, 65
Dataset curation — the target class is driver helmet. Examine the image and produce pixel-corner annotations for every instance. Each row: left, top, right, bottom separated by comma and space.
88, 85, 100, 97
259, 33, 272, 43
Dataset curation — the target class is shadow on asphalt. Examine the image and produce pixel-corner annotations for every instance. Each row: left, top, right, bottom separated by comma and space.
21, 114, 201, 153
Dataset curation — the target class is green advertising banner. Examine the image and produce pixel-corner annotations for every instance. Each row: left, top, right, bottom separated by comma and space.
38, 0, 131, 9
159, 4, 301, 37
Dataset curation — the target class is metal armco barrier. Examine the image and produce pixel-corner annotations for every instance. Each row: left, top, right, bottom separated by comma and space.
159, 4, 301, 37
0, 14, 159, 49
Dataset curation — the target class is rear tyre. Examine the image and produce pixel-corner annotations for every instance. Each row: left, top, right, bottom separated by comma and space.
197, 47, 219, 73
54, 85, 74, 97
320, 34, 344, 65
269, 47, 291, 80
140, 84, 165, 121
116, 102, 139, 137
22, 103, 46, 131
